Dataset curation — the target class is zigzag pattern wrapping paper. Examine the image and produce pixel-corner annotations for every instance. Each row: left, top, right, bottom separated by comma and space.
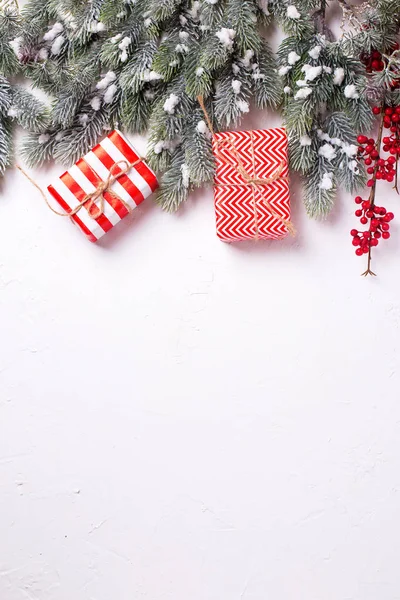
48, 130, 158, 242
213, 128, 291, 242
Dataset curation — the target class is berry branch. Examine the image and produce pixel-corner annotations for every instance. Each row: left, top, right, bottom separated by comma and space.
361, 111, 384, 277
353, 109, 395, 277
350, 45, 400, 277
394, 128, 399, 194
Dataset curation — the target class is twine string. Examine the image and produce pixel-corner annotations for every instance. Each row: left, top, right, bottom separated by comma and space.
197, 95, 295, 238
250, 129, 259, 239
17, 159, 143, 220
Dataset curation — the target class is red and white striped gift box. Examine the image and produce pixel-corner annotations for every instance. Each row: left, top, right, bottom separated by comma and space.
48, 130, 158, 242
213, 128, 291, 242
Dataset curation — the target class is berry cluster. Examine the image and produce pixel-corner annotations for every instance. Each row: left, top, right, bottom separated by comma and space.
362, 50, 385, 73
351, 198, 394, 257
362, 45, 400, 77
357, 131, 397, 186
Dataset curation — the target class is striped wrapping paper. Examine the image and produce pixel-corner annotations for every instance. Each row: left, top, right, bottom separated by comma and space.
48, 130, 158, 242
213, 128, 291, 242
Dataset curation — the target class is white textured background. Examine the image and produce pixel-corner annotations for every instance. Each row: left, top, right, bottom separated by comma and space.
2, 11, 400, 599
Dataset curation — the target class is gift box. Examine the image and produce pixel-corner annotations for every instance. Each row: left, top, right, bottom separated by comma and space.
213, 127, 292, 242
48, 130, 158, 242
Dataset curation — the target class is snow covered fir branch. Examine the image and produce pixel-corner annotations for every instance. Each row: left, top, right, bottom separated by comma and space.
0, 1, 48, 175
15, 0, 282, 211
275, 0, 400, 217
0, 0, 399, 221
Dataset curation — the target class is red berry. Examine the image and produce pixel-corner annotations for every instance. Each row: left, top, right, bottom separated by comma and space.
388, 156, 396, 164
367, 167, 375, 174
360, 216, 368, 224
375, 231, 381, 238
396, 106, 400, 114
362, 201, 370, 209
382, 222, 390, 231
383, 137, 391, 144
351, 229, 359, 236
355, 209, 363, 217
366, 210, 374, 217
352, 237, 360, 246
357, 135, 368, 144
386, 212, 394, 221
371, 150, 379, 159
392, 114, 400, 123
387, 175, 394, 182
382, 231, 391, 239
370, 238, 379, 247
378, 159, 385, 166
365, 158, 372, 166
356, 248, 364, 256
380, 207, 387, 215
385, 107, 394, 115
355, 196, 363, 204
372, 50, 382, 59
391, 126, 398, 133
372, 106, 381, 115
367, 180, 374, 187
376, 171, 383, 179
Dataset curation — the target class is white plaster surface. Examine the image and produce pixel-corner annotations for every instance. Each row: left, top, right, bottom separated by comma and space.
2, 20, 400, 600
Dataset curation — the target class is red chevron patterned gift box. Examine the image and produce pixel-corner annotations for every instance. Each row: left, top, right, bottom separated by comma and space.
47, 130, 158, 242
213, 128, 293, 242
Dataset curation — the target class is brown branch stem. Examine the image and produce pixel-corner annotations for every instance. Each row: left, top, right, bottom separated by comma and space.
394, 130, 399, 195
361, 111, 385, 277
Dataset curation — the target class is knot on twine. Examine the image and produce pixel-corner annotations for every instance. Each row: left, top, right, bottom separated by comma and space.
17, 158, 144, 220
197, 95, 295, 239
80, 160, 136, 220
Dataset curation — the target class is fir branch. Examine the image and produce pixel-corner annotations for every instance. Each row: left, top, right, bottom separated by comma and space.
156, 146, 190, 211
0, 75, 11, 117
20, 130, 55, 167
184, 109, 215, 185
53, 108, 109, 165
303, 157, 336, 218
120, 89, 153, 134
9, 86, 49, 132
0, 116, 12, 174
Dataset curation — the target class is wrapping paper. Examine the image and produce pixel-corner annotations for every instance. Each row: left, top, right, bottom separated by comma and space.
48, 129, 158, 242
213, 128, 291, 242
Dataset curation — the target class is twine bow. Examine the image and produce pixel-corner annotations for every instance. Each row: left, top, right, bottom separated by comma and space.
198, 96, 295, 238
17, 158, 143, 221
77, 160, 139, 220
